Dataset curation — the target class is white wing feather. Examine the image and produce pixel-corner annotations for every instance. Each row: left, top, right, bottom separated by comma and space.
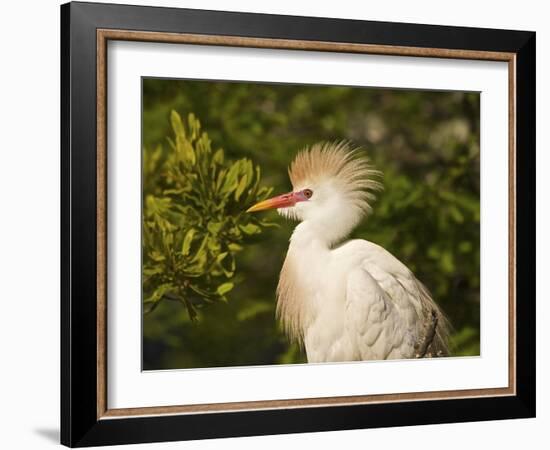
345, 264, 419, 360
342, 240, 441, 360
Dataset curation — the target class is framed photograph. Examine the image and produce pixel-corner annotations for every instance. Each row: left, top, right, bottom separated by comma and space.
61, 1, 535, 447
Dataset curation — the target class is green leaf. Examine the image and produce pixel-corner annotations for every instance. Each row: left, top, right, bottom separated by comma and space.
207, 221, 223, 235
212, 149, 224, 165
143, 266, 163, 276
176, 135, 196, 165
181, 229, 196, 256
239, 223, 261, 235
170, 110, 185, 139
221, 162, 241, 193
259, 220, 279, 228
189, 284, 214, 299
188, 113, 200, 140
145, 283, 174, 303
228, 243, 243, 252
244, 159, 253, 183
216, 282, 234, 296
216, 252, 228, 263
234, 175, 248, 200
149, 251, 166, 262
189, 235, 209, 264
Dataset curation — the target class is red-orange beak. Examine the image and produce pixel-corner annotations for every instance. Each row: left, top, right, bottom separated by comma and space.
246, 191, 305, 213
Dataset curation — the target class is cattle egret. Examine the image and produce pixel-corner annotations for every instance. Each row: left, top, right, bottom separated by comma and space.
247, 141, 449, 362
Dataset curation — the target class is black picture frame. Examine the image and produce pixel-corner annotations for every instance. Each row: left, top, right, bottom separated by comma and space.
61, 1, 535, 447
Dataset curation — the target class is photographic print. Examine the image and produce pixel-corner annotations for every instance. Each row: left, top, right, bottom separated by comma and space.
142, 78, 481, 370
62, 5, 535, 444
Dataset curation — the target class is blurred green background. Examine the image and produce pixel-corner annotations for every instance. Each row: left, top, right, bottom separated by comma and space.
142, 78, 480, 370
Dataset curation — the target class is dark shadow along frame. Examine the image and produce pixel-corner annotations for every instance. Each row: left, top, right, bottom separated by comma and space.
61, 1, 536, 447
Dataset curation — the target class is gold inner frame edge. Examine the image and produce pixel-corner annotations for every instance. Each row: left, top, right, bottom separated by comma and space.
96, 29, 517, 420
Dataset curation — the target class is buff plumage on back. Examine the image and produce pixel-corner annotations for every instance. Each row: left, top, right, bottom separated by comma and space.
288, 141, 383, 215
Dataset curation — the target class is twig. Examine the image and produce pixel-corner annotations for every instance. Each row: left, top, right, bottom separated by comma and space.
415, 309, 438, 358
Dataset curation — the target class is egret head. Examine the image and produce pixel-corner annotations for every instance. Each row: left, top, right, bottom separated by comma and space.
247, 141, 382, 244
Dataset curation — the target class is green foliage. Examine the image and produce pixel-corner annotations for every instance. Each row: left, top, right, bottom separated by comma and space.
142, 111, 273, 320
143, 80, 481, 369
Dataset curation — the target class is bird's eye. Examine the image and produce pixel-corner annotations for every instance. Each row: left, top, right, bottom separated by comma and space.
303, 189, 313, 199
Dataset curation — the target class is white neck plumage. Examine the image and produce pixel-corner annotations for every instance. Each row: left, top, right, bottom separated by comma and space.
289, 209, 360, 251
